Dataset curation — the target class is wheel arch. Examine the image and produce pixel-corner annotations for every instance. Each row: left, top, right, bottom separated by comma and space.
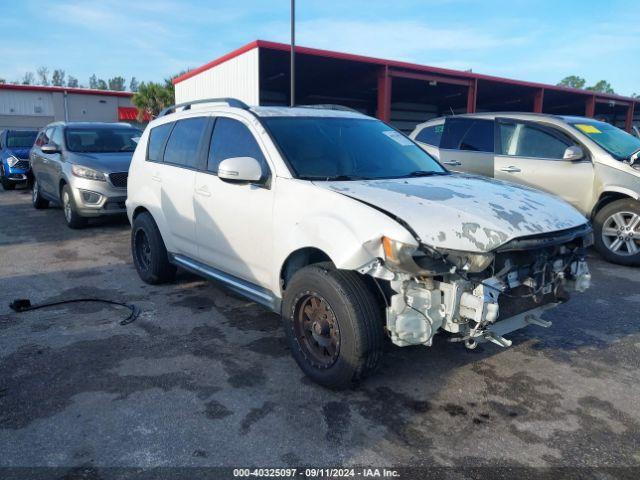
279, 247, 334, 293
592, 189, 640, 218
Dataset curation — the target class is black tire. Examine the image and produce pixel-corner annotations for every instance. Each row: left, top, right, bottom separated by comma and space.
131, 212, 176, 284
593, 198, 640, 266
31, 178, 49, 209
282, 263, 384, 388
1, 167, 15, 190
61, 184, 86, 229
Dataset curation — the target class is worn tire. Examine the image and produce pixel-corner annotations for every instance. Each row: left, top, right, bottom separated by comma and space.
593, 198, 640, 266
282, 263, 384, 388
131, 212, 176, 284
61, 184, 86, 229
1, 167, 15, 190
31, 178, 49, 209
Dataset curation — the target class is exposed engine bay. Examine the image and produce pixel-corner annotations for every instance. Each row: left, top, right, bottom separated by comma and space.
360, 224, 593, 349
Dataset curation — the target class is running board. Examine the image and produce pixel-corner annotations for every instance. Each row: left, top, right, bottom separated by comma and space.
169, 254, 280, 312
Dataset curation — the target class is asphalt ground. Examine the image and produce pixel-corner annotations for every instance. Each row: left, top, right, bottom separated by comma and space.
1, 186, 639, 479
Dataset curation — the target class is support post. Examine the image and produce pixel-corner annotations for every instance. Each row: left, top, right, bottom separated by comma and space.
585, 96, 596, 118
466, 79, 477, 113
290, 0, 295, 107
625, 102, 635, 133
533, 88, 544, 113
377, 66, 391, 122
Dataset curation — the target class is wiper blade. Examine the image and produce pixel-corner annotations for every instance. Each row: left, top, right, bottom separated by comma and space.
405, 170, 449, 178
304, 175, 366, 181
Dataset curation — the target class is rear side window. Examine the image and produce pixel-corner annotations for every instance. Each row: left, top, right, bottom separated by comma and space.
207, 117, 267, 174
147, 122, 174, 162
498, 121, 573, 159
163, 117, 208, 168
415, 124, 444, 146
441, 118, 494, 152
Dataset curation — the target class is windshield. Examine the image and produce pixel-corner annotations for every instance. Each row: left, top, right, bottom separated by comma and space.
6, 131, 38, 148
569, 120, 640, 160
261, 117, 447, 180
65, 127, 142, 153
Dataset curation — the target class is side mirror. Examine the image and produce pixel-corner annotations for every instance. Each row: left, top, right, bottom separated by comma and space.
563, 146, 585, 162
41, 142, 60, 154
218, 156, 263, 183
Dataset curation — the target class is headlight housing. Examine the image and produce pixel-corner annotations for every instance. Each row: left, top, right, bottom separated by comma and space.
72, 165, 106, 181
7, 155, 20, 167
439, 248, 495, 273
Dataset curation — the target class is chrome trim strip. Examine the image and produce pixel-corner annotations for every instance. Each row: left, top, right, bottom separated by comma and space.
170, 254, 279, 311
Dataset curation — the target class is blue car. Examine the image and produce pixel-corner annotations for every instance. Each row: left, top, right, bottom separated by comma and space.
0, 129, 39, 190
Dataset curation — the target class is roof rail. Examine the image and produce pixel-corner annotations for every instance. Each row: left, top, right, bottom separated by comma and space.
298, 104, 360, 113
158, 97, 249, 117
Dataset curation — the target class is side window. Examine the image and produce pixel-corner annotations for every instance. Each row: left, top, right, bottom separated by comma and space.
440, 118, 494, 152
415, 124, 444, 146
499, 122, 573, 159
51, 127, 64, 148
207, 117, 268, 175
147, 122, 174, 163
163, 117, 209, 168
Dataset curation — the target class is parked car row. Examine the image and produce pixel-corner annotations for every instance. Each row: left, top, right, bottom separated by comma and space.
410, 113, 640, 266
3, 101, 637, 387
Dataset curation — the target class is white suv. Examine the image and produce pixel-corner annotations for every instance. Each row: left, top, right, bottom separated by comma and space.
127, 99, 592, 388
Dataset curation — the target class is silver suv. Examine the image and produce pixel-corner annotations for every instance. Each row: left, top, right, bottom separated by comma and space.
411, 113, 640, 265
30, 122, 141, 228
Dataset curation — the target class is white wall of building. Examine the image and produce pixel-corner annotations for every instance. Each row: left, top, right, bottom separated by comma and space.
175, 48, 260, 106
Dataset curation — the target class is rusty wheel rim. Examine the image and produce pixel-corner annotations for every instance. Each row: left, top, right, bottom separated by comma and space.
293, 292, 340, 368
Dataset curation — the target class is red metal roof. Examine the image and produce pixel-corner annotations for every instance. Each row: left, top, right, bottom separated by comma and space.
0, 83, 133, 98
173, 40, 639, 105
118, 106, 151, 122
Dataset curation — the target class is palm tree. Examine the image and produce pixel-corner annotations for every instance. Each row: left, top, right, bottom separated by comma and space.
132, 82, 174, 121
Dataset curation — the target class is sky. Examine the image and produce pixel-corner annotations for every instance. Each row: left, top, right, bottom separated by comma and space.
0, 0, 638, 95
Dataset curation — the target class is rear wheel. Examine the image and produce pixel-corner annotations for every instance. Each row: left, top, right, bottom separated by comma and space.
61, 185, 86, 229
31, 178, 49, 209
282, 264, 384, 388
1, 166, 15, 190
131, 212, 176, 284
594, 198, 640, 266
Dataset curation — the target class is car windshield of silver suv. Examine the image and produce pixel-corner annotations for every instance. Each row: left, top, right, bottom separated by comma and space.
65, 127, 140, 153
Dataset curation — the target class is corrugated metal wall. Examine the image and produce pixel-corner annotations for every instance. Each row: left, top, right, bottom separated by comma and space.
0, 90, 54, 117
175, 49, 260, 105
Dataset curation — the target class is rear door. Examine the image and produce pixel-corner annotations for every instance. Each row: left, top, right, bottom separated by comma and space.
438, 117, 494, 175
494, 118, 595, 213
156, 116, 210, 257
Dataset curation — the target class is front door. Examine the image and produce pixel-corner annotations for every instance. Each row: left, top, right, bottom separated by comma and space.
194, 115, 274, 288
494, 118, 595, 214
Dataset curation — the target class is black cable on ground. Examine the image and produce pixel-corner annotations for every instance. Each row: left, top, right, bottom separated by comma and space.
8, 298, 140, 325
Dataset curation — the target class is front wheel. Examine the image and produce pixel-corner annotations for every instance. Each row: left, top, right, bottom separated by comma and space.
593, 198, 640, 266
282, 264, 384, 388
61, 185, 86, 229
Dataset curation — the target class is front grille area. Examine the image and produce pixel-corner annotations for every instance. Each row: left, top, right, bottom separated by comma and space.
14, 160, 30, 170
109, 172, 128, 189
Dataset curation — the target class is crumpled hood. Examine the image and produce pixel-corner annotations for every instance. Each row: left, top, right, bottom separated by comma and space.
68, 151, 133, 173
315, 174, 588, 253
6, 147, 31, 160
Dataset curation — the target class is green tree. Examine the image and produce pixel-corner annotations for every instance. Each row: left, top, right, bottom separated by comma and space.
37, 67, 49, 86
132, 81, 175, 121
96, 79, 108, 90
558, 75, 586, 89
67, 76, 79, 88
89, 74, 98, 89
0, 78, 5, 84
22, 72, 35, 85
52, 69, 65, 86
587, 80, 615, 94
108, 76, 126, 91
129, 76, 139, 92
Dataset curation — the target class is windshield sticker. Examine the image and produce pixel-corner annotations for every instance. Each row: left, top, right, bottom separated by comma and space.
575, 124, 602, 134
383, 130, 413, 146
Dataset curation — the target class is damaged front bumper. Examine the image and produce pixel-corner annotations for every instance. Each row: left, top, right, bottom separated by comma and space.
359, 227, 592, 349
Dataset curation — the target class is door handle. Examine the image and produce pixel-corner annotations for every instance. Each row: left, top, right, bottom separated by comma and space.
443, 160, 462, 166
500, 166, 521, 173
151, 172, 161, 182
195, 185, 211, 197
